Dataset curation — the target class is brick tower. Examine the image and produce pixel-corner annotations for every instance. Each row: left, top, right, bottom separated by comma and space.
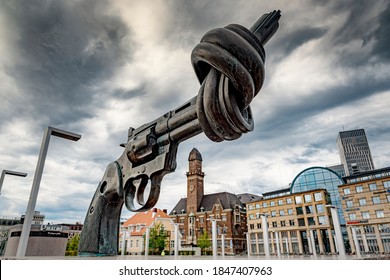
186, 148, 204, 214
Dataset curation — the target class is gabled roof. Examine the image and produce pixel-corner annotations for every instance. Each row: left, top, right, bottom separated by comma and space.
236, 193, 263, 204
122, 208, 170, 236
169, 192, 244, 215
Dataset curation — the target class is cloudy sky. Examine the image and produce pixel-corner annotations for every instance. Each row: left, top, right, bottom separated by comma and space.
1, 0, 390, 224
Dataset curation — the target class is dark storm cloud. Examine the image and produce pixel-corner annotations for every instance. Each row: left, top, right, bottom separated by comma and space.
1, 0, 133, 124
370, 2, 390, 62
273, 27, 328, 56
255, 77, 390, 142
317, 0, 390, 66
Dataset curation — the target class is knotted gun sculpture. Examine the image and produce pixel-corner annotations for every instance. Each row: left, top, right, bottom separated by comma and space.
79, 10, 281, 256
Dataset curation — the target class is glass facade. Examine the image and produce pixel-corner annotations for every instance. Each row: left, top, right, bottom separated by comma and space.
290, 166, 345, 225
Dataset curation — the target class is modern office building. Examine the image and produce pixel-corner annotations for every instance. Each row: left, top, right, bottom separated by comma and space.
170, 148, 248, 255
337, 129, 375, 176
327, 163, 346, 178
338, 167, 390, 254
246, 189, 337, 255
290, 166, 346, 225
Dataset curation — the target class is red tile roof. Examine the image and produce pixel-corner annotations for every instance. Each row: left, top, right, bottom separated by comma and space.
122, 208, 170, 236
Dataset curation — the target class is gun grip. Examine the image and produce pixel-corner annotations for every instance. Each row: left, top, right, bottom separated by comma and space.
78, 162, 123, 256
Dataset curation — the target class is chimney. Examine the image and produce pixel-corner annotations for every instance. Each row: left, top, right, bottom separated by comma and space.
152, 208, 157, 218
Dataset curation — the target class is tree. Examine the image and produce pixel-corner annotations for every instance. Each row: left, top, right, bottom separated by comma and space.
197, 231, 211, 255
148, 222, 167, 255
65, 234, 80, 256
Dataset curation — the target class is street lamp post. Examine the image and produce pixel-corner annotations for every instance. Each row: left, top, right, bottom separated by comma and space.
309, 229, 317, 257
0, 170, 27, 195
173, 223, 184, 257
145, 227, 150, 256
351, 227, 361, 258
326, 205, 346, 257
245, 232, 251, 257
260, 214, 270, 258
16, 126, 81, 257
275, 231, 281, 257
121, 226, 129, 256
207, 218, 220, 258
221, 234, 226, 256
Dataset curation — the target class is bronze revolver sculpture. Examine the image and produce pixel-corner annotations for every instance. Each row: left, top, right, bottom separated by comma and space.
79, 10, 281, 256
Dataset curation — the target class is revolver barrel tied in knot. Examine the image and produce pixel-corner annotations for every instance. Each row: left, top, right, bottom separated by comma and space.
79, 10, 281, 256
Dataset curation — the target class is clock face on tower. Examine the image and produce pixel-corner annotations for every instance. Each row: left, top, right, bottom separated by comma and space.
189, 185, 195, 192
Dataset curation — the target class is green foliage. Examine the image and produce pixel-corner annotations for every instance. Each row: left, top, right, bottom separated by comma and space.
65, 234, 80, 256
148, 222, 168, 255
197, 231, 211, 253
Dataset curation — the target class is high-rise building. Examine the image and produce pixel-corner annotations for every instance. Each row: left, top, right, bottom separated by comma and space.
337, 129, 375, 176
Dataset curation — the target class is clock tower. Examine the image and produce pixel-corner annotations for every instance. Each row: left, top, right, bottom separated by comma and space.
186, 148, 204, 214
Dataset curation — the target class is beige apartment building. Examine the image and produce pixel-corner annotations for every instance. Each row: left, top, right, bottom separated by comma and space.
338, 167, 390, 254
246, 189, 338, 255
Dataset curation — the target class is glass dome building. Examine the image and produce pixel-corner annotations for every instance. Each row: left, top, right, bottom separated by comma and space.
290, 166, 346, 225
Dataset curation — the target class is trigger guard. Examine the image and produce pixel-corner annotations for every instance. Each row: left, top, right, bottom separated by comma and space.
124, 175, 161, 212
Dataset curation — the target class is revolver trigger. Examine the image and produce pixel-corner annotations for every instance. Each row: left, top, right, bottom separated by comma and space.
123, 174, 162, 212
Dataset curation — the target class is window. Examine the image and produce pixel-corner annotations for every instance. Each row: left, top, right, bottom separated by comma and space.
281, 221, 286, 227
286, 198, 293, 204
249, 214, 254, 220
387, 195, 390, 203
316, 206, 326, 216
278, 199, 283, 206
314, 192, 323, 201
296, 207, 304, 215
289, 220, 295, 226
318, 216, 327, 225
272, 222, 277, 227
257, 223, 261, 229
356, 185, 363, 193
279, 210, 285, 216
307, 217, 315, 226
287, 208, 293, 215
346, 200, 353, 208
304, 194, 312, 203
270, 201, 275, 207
369, 183, 377, 191
376, 210, 385, 218
364, 225, 375, 233
248, 205, 254, 210
298, 218, 305, 226
349, 213, 357, 220
199, 217, 204, 223
250, 224, 255, 230
384, 181, 390, 189
271, 211, 276, 217
359, 198, 367, 206
305, 205, 314, 214
263, 202, 268, 208
343, 188, 351, 195
362, 211, 370, 219
255, 203, 260, 209
222, 215, 227, 221
295, 196, 302, 204
372, 196, 381, 205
